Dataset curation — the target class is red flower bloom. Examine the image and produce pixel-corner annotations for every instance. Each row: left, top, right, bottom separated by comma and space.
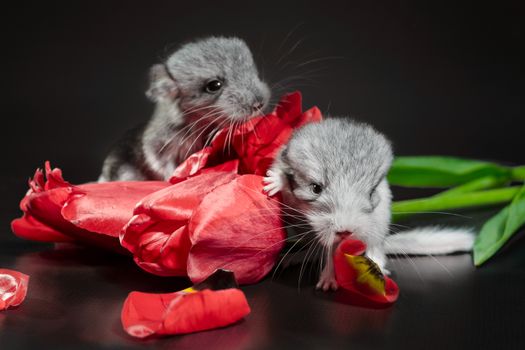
11, 162, 170, 252
121, 92, 321, 284
12, 92, 322, 285
0, 269, 29, 311
121, 170, 238, 277
121, 269, 250, 337
170, 92, 321, 182
334, 239, 399, 308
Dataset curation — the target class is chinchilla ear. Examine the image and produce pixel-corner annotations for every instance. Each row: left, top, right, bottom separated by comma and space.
145, 64, 178, 102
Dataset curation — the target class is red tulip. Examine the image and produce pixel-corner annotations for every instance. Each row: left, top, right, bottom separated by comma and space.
121, 170, 238, 277
334, 239, 399, 308
0, 269, 29, 310
121, 269, 250, 337
11, 162, 170, 252
121, 92, 320, 284
12, 92, 321, 285
120, 169, 286, 284
170, 92, 322, 182
187, 175, 285, 284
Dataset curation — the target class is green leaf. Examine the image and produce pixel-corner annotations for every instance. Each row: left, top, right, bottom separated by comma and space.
388, 156, 511, 188
512, 165, 525, 181
392, 186, 520, 223
436, 176, 508, 197
474, 185, 525, 266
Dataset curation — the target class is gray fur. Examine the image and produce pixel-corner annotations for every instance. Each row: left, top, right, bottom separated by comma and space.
264, 117, 473, 291
100, 36, 270, 182
282, 118, 392, 207
264, 118, 393, 290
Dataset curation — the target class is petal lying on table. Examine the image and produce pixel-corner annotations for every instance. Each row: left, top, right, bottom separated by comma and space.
0, 269, 29, 311
333, 239, 399, 308
121, 269, 250, 338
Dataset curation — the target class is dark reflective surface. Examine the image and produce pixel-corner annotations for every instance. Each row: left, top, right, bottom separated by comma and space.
2, 1, 525, 349
2, 203, 525, 349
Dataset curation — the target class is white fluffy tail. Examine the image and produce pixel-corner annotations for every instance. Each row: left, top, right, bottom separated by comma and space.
384, 227, 475, 255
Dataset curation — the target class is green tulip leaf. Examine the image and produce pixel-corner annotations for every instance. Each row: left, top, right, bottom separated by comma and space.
474, 185, 525, 266
388, 156, 511, 188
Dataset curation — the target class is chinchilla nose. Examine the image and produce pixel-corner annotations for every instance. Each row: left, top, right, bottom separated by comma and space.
252, 101, 264, 112
336, 231, 352, 239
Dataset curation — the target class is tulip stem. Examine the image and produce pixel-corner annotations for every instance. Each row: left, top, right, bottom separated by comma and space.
511, 165, 525, 181
392, 186, 521, 222
434, 176, 508, 197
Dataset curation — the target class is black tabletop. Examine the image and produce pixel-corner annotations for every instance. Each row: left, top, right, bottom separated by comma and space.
1, 206, 525, 350
2, 1, 525, 349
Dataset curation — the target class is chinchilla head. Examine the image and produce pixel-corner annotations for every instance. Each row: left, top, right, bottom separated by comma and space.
281, 118, 393, 249
146, 36, 270, 123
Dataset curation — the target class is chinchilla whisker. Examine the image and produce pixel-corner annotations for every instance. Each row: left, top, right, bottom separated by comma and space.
178, 110, 224, 145
177, 109, 223, 145
297, 236, 321, 291
276, 37, 306, 66
219, 231, 316, 273
234, 182, 311, 218
224, 228, 311, 256
272, 234, 310, 280
180, 103, 221, 118
393, 211, 472, 219
204, 119, 229, 146
277, 22, 304, 52
293, 55, 345, 68
182, 114, 224, 159
272, 229, 318, 279
157, 110, 222, 154
390, 223, 412, 229
382, 240, 424, 282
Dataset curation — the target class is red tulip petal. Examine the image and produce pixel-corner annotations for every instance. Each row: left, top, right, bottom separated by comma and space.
169, 147, 213, 183
188, 175, 285, 285
136, 172, 237, 221
334, 239, 399, 308
125, 218, 191, 276
18, 186, 79, 236
122, 288, 250, 338
18, 184, 126, 252
62, 181, 169, 237
43, 161, 71, 190
231, 93, 322, 176
13, 91, 322, 294
121, 172, 238, 276
169, 91, 322, 183
276, 91, 302, 123
0, 269, 29, 310
11, 214, 74, 242
12, 162, 170, 252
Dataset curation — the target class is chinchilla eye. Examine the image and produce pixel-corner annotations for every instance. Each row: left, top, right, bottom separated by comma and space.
310, 183, 323, 195
369, 189, 380, 209
204, 80, 223, 93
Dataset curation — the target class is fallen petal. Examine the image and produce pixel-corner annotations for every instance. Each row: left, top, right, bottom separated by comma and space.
334, 239, 399, 308
0, 269, 29, 311
121, 269, 250, 337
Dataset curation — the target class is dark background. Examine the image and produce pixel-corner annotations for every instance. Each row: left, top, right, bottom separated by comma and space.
1, 1, 525, 349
